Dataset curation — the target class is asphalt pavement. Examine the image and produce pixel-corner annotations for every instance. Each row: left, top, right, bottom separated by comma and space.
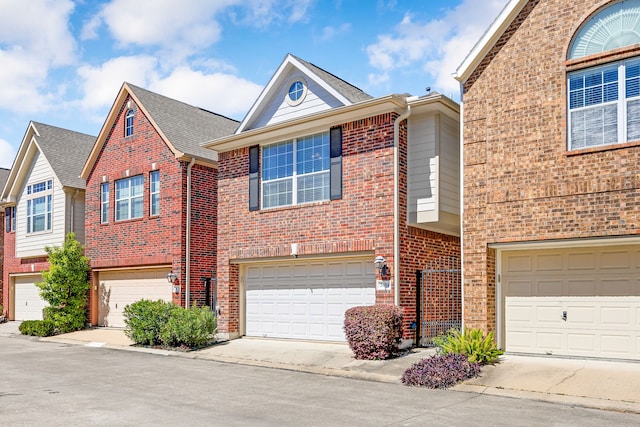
1, 321, 639, 414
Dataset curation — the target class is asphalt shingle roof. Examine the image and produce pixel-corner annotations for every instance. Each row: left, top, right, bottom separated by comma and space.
0, 167, 9, 193
293, 55, 373, 104
127, 83, 239, 160
32, 122, 95, 189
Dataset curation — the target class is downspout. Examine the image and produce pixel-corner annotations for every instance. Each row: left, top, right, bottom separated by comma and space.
185, 157, 196, 308
393, 101, 412, 306
458, 82, 465, 333
69, 189, 79, 234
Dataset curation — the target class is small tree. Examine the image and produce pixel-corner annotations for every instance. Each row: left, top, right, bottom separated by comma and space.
37, 232, 91, 333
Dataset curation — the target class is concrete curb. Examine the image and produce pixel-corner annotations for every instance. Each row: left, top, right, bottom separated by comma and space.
454, 384, 640, 414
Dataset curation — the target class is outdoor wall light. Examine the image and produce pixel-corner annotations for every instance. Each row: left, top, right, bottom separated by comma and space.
166, 270, 178, 283
374, 256, 390, 276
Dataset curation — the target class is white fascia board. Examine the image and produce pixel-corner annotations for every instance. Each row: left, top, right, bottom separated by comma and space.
204, 95, 407, 151
453, 0, 528, 83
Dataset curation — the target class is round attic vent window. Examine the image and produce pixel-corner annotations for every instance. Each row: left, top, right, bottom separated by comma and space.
286, 80, 307, 106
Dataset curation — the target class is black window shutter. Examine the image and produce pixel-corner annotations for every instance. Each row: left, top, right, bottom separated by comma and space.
5, 208, 10, 233
329, 126, 343, 200
249, 145, 260, 211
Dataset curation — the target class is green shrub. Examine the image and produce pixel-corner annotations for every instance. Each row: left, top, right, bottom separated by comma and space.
123, 299, 174, 346
343, 304, 403, 360
402, 353, 480, 388
159, 305, 217, 348
19, 320, 56, 337
43, 306, 86, 334
432, 328, 504, 365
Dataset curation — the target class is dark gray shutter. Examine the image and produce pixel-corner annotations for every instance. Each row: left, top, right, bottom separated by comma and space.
249, 145, 259, 211
330, 126, 342, 200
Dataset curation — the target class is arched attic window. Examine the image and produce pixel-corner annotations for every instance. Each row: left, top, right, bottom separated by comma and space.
125, 108, 135, 137
567, 0, 640, 150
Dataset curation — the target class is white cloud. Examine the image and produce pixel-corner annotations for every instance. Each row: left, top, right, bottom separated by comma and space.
149, 67, 262, 119
0, 0, 76, 114
0, 137, 17, 169
365, 0, 509, 96
76, 55, 159, 115
316, 23, 351, 42
94, 0, 237, 60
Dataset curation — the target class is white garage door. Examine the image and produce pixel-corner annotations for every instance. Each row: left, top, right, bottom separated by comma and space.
14, 275, 48, 321
98, 268, 172, 327
245, 258, 376, 341
502, 246, 640, 360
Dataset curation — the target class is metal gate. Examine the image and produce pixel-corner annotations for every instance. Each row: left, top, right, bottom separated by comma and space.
417, 257, 461, 347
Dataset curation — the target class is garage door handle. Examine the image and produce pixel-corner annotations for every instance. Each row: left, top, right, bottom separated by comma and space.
562, 311, 567, 321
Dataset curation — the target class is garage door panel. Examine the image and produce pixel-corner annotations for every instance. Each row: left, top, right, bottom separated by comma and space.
14, 276, 48, 321
245, 258, 375, 341
99, 269, 171, 328
567, 252, 596, 270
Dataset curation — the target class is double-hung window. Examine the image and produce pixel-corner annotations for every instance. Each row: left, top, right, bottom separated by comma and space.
26, 179, 52, 233
5, 206, 16, 232
101, 182, 110, 223
150, 171, 160, 216
115, 175, 143, 221
262, 131, 330, 208
567, 0, 640, 150
568, 59, 640, 149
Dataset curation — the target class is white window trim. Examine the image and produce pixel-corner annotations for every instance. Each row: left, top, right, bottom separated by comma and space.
567, 58, 640, 150
150, 170, 160, 216
261, 133, 330, 209
100, 182, 110, 224
115, 175, 144, 221
125, 109, 134, 137
26, 179, 53, 234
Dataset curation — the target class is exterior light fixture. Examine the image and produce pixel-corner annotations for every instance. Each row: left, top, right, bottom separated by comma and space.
374, 256, 389, 276
166, 270, 178, 283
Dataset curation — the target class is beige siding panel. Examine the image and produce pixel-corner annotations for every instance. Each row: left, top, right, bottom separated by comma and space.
71, 191, 86, 244
408, 113, 437, 221
439, 114, 460, 215
98, 269, 172, 328
15, 151, 66, 258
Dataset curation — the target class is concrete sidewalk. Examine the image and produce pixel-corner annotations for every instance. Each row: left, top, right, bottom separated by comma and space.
2, 321, 639, 414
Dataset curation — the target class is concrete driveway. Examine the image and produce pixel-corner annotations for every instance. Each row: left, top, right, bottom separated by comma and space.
2, 321, 639, 413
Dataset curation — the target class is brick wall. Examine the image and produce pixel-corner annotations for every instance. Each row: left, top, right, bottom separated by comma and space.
217, 112, 460, 339
2, 229, 50, 319
85, 95, 217, 321
462, 0, 640, 332
0, 210, 3, 312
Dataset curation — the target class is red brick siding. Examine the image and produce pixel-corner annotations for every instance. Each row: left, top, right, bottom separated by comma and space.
85, 95, 217, 322
217, 112, 460, 339
2, 229, 50, 320
461, 0, 640, 332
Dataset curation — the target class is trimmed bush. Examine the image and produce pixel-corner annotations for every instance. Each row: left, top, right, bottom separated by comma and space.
432, 328, 504, 365
402, 353, 480, 388
19, 320, 57, 337
159, 305, 217, 349
123, 299, 174, 346
344, 304, 403, 360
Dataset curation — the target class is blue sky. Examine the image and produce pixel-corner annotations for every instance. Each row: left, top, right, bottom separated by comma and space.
0, 0, 509, 168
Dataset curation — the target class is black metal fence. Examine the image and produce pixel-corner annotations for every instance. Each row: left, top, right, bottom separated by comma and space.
417, 257, 461, 347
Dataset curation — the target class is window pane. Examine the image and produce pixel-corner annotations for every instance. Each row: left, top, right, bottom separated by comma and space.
132, 196, 143, 218
297, 132, 329, 175
297, 172, 329, 204
116, 180, 129, 200
116, 200, 128, 221
263, 142, 293, 180
263, 180, 292, 208
627, 99, 640, 140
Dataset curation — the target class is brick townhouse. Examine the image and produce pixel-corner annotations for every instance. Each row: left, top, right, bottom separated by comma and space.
1, 122, 93, 321
204, 54, 461, 343
454, 0, 640, 360
80, 83, 238, 327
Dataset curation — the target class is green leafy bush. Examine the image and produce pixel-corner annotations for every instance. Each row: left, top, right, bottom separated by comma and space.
343, 304, 403, 360
19, 320, 56, 337
36, 233, 91, 334
432, 328, 504, 365
159, 305, 217, 349
124, 300, 216, 349
123, 299, 174, 346
402, 353, 480, 388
